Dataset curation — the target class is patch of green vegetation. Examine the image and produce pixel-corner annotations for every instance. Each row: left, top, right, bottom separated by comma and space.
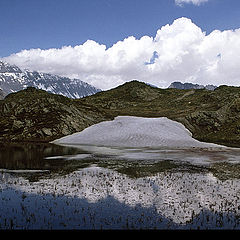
115, 160, 179, 178
210, 162, 240, 180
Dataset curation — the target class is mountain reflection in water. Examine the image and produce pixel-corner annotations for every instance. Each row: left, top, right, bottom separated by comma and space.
1, 143, 240, 229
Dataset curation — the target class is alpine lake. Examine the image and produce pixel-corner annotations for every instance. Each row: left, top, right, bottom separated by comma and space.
1, 142, 240, 230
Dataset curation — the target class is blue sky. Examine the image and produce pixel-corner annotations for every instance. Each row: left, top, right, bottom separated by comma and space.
1, 0, 240, 57
2, 0, 240, 90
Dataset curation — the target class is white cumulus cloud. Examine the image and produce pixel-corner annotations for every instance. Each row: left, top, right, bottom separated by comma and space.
175, 0, 209, 6
2, 17, 240, 90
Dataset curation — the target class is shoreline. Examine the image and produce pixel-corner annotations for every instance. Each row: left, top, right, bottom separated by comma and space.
1, 134, 240, 149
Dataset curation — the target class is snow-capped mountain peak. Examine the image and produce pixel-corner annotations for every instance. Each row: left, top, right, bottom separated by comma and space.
0, 61, 101, 98
0, 61, 22, 73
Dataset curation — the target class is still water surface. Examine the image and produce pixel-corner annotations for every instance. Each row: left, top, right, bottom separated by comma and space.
1, 143, 240, 229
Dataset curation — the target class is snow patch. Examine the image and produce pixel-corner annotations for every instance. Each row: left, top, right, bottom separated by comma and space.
52, 116, 225, 149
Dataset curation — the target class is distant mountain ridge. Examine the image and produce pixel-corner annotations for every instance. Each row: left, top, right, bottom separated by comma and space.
0, 61, 101, 99
168, 81, 217, 90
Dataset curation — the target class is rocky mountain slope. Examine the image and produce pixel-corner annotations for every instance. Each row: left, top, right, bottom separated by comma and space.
1, 80, 240, 147
0, 87, 112, 142
0, 61, 101, 98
